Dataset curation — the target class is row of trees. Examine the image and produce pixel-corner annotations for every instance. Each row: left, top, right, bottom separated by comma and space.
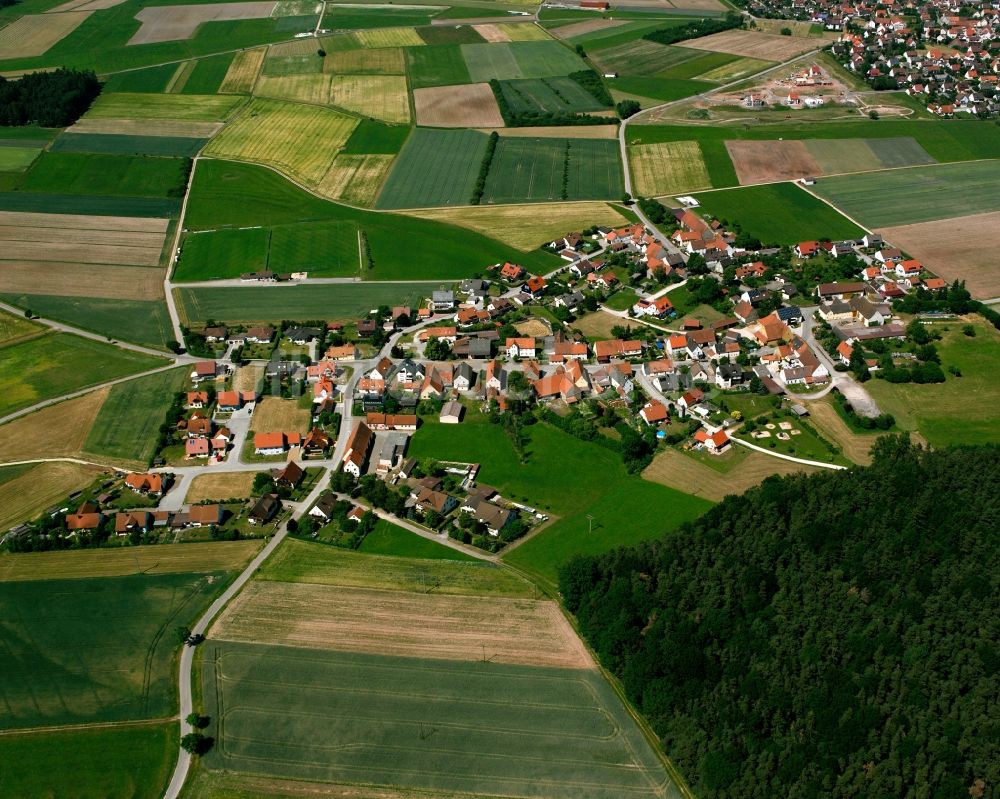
643, 13, 743, 46
489, 78, 615, 127
561, 438, 1000, 799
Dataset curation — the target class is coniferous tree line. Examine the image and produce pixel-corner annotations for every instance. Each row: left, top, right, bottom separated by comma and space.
0, 68, 100, 127
561, 438, 999, 799
643, 13, 743, 46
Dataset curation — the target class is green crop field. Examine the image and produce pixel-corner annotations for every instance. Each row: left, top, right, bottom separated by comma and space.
16, 152, 190, 198
357, 521, 478, 560
83, 367, 189, 466
462, 41, 588, 82
103, 64, 177, 94
0, 571, 230, 728
175, 227, 269, 281
50, 132, 205, 158
693, 183, 866, 245
811, 160, 1000, 227
0, 333, 165, 419
261, 538, 534, 596
0, 723, 177, 799
482, 137, 623, 203
0, 146, 40, 171
801, 136, 935, 175
85, 92, 244, 121
407, 43, 472, 88
498, 76, 609, 114
658, 49, 740, 79
593, 40, 699, 76
610, 75, 712, 103
411, 417, 710, 589
269, 220, 360, 275
0, 294, 175, 350
201, 642, 681, 799
416, 23, 486, 45
341, 119, 411, 154
181, 52, 237, 94
866, 318, 1000, 448
563, 20, 679, 49
376, 128, 488, 209
0, 191, 180, 217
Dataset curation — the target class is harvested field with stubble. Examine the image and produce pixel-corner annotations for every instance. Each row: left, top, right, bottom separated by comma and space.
876, 210, 1000, 300
413, 82, 504, 127
630, 140, 710, 196
129, 1, 277, 44
680, 29, 819, 60
330, 75, 409, 123
0, 262, 164, 300
204, 99, 357, 186
212, 581, 592, 668
324, 47, 405, 74
643, 447, 821, 501
726, 139, 820, 184
0, 540, 261, 582
473, 23, 550, 42
250, 397, 311, 433
406, 201, 627, 250
68, 118, 224, 138
185, 472, 256, 503
550, 18, 627, 39
317, 153, 394, 205
0, 12, 91, 59
219, 46, 266, 93
0, 389, 108, 463
353, 26, 424, 48
0, 461, 106, 531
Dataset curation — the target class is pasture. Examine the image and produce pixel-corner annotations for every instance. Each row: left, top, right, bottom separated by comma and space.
203, 98, 358, 186
482, 137, 623, 203
462, 41, 587, 82
866, 318, 1000, 448
250, 396, 311, 433
358, 521, 477, 560
0, 389, 109, 464
629, 140, 710, 196
405, 200, 628, 250
810, 160, 1000, 227
211, 580, 591, 667
219, 45, 266, 92
876, 210, 1000, 300
0, 570, 230, 728
258, 538, 537, 597
407, 43, 471, 88
413, 82, 504, 127
85, 92, 243, 121
377, 127, 488, 208
0, 333, 164, 419
0, 723, 177, 799
185, 471, 255, 503
0, 294, 174, 348
0, 541, 261, 581
679, 29, 819, 60
0, 460, 105, 531
201, 642, 680, 799
692, 182, 865, 244
17, 152, 189, 199
83, 367, 189, 467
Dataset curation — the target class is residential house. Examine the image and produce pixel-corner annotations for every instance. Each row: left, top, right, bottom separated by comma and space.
366, 413, 418, 431
285, 327, 321, 345
693, 427, 731, 454
466, 499, 514, 537
185, 438, 210, 459
249, 494, 281, 525
66, 503, 104, 533
188, 504, 223, 527
309, 493, 339, 523
594, 339, 642, 363
816, 281, 867, 301
376, 432, 408, 476
342, 421, 374, 477
191, 360, 220, 383
254, 432, 297, 456
551, 340, 589, 362
245, 326, 275, 344
115, 510, 153, 536
203, 326, 227, 342
676, 388, 705, 416
632, 296, 675, 319
715, 363, 744, 389
326, 343, 360, 361
272, 461, 304, 489
431, 290, 455, 311
302, 428, 332, 458
525, 275, 547, 296
125, 473, 163, 496
413, 488, 457, 517
499, 262, 525, 281
506, 337, 536, 359
186, 391, 209, 409
216, 390, 242, 412
639, 400, 669, 425
453, 363, 475, 392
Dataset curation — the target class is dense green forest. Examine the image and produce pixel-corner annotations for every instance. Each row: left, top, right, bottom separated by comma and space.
0, 69, 100, 127
562, 438, 999, 799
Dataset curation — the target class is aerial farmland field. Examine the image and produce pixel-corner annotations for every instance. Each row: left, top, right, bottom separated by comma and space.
498, 76, 609, 114
324, 45, 406, 74
317, 153, 394, 206
462, 40, 587, 82
219, 46, 267, 92
84, 92, 244, 121
329, 74, 410, 122
377, 127, 488, 209
0, 460, 105, 532
630, 140, 711, 196
17, 151, 190, 198
407, 44, 471, 87
413, 82, 505, 127
50, 132, 205, 157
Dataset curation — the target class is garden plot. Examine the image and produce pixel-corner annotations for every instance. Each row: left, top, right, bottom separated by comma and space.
128, 2, 278, 45
0, 12, 91, 59
414, 82, 504, 127
679, 29, 819, 60
630, 140, 711, 196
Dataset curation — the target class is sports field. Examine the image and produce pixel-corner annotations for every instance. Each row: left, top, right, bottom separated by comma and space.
0, 333, 164, 419
630, 140, 710, 196
0, 460, 105, 531
405, 200, 628, 250
462, 40, 588, 82
204, 98, 358, 186
483, 137, 623, 203
810, 160, 1000, 227
876, 210, 1000, 300
83, 367, 189, 467
85, 92, 244, 121
0, 570, 230, 728
692, 182, 865, 244
0, 541, 261, 581
377, 127, 488, 209
202, 641, 680, 798
413, 82, 505, 127
0, 723, 177, 799
211, 580, 591, 667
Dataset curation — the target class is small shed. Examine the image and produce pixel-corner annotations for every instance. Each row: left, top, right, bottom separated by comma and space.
440, 401, 464, 424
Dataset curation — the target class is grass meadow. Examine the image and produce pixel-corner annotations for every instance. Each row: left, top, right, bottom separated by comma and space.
200, 641, 681, 799
0, 570, 229, 728
693, 182, 866, 244
0, 333, 165, 418
357, 521, 478, 560
0, 722, 177, 799
0, 190, 180, 217
83, 367, 189, 466
407, 43, 472, 88
51, 132, 205, 157
17, 152, 190, 198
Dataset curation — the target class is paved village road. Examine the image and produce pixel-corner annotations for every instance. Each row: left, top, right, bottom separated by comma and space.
800, 308, 881, 417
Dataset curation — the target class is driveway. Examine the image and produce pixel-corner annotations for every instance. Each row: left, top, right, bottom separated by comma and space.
800, 308, 881, 417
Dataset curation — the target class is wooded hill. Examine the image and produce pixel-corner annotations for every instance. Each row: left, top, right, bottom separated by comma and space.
561, 437, 999, 799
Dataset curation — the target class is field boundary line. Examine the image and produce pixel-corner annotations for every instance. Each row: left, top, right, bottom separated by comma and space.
0, 716, 176, 737
793, 180, 872, 234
